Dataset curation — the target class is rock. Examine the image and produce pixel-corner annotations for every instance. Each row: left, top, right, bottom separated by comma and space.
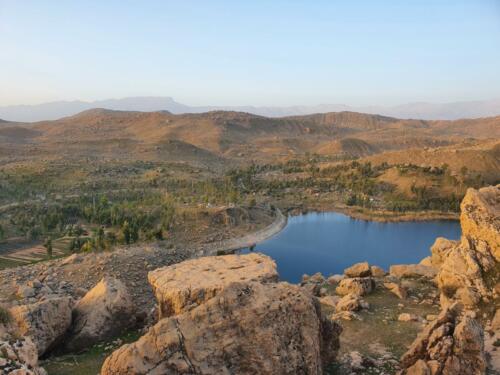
319, 287, 328, 296
491, 309, 500, 330
0, 336, 47, 375
370, 265, 386, 277
309, 272, 326, 284
336, 277, 375, 296
319, 295, 339, 308
101, 281, 341, 375
426, 314, 438, 321
405, 359, 430, 375
419, 256, 433, 267
436, 185, 499, 307
430, 238, 457, 268
398, 313, 419, 322
331, 311, 361, 321
344, 262, 371, 278
327, 274, 344, 284
390, 264, 438, 279
400, 304, 486, 375
148, 253, 278, 318
9, 297, 73, 356
16, 285, 35, 299
384, 282, 408, 299
302, 282, 321, 296
64, 277, 136, 352
336, 294, 364, 312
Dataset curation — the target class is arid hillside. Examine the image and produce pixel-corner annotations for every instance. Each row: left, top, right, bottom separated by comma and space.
1, 109, 499, 177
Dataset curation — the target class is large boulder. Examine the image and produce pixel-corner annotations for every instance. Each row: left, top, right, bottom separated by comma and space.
148, 253, 278, 318
64, 277, 136, 352
336, 277, 375, 296
101, 281, 341, 375
399, 304, 486, 375
344, 262, 371, 278
436, 185, 500, 307
9, 297, 73, 356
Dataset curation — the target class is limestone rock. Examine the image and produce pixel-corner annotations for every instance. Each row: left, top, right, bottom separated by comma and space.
436, 185, 500, 307
399, 304, 486, 375
336, 277, 375, 296
319, 295, 340, 308
148, 253, 278, 318
0, 336, 47, 375
9, 297, 73, 356
101, 281, 341, 375
64, 277, 136, 352
390, 264, 437, 279
344, 262, 371, 278
460, 185, 500, 262
336, 294, 364, 312
430, 237, 457, 268
398, 313, 419, 322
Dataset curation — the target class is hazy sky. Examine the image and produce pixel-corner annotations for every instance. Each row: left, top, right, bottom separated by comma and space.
1, 0, 500, 106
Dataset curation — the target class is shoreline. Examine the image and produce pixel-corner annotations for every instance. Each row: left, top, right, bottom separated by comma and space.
284, 203, 459, 223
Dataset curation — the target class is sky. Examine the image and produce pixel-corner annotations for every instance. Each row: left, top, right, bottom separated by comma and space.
1, 0, 500, 107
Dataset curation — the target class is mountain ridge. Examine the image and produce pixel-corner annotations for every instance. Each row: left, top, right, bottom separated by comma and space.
2, 96, 500, 122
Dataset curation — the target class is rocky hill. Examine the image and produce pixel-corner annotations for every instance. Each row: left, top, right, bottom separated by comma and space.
1, 109, 499, 173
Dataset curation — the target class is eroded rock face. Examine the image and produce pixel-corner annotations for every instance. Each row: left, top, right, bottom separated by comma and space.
64, 277, 135, 353
399, 304, 486, 375
148, 253, 278, 318
9, 297, 73, 356
101, 281, 341, 375
436, 185, 500, 307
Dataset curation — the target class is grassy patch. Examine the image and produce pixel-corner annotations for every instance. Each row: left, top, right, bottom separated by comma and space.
42, 330, 141, 375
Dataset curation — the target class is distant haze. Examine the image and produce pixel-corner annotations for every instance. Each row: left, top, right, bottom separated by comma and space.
1, 97, 500, 122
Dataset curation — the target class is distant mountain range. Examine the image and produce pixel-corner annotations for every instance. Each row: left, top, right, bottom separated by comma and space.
1, 96, 500, 122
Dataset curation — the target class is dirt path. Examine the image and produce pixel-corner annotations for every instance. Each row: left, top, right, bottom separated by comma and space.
195, 208, 287, 256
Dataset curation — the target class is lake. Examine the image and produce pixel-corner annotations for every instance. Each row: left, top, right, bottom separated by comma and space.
241, 212, 461, 283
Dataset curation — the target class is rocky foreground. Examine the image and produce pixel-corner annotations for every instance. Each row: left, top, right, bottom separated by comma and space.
0, 185, 499, 374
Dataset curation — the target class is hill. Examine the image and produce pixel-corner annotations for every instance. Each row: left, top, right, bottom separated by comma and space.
1, 109, 499, 177
2, 97, 500, 122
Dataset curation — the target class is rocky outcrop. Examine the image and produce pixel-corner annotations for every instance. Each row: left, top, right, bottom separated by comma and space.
148, 253, 278, 318
436, 185, 499, 307
64, 277, 135, 352
9, 297, 73, 356
399, 304, 485, 375
102, 254, 341, 375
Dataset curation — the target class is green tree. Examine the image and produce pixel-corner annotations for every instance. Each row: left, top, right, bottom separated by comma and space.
44, 237, 53, 259
0, 224, 4, 241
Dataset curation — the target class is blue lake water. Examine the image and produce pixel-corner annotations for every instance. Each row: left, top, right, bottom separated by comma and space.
241, 212, 461, 283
